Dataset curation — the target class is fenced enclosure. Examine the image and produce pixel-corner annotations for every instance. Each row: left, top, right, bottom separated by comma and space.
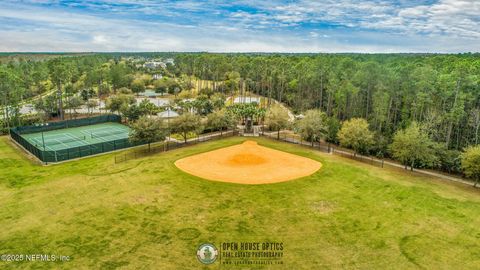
10, 114, 143, 163
262, 131, 332, 153
114, 130, 238, 163
261, 131, 385, 168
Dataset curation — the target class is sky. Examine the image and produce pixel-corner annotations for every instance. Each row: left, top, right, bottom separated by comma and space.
0, 0, 479, 53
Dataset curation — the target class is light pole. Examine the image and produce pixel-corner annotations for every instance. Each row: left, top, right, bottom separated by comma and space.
40, 122, 49, 164
41, 130, 46, 151
166, 106, 171, 150
38, 122, 49, 151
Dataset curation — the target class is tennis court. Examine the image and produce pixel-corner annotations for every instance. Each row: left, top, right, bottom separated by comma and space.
10, 115, 143, 163
21, 122, 131, 151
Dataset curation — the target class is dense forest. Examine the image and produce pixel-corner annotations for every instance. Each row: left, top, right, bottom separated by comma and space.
1, 53, 479, 175
174, 53, 480, 150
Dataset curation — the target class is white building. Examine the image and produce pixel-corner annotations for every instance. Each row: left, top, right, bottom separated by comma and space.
233, 96, 261, 104
164, 58, 175, 65
144, 61, 166, 69
136, 97, 170, 106
157, 109, 179, 119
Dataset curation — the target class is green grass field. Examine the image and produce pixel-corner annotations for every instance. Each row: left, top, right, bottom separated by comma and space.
0, 136, 479, 269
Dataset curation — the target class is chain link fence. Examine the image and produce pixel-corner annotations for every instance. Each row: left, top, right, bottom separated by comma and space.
10, 115, 144, 163
114, 130, 238, 164
261, 131, 385, 168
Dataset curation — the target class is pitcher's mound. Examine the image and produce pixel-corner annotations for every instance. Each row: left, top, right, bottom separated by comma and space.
174, 140, 322, 184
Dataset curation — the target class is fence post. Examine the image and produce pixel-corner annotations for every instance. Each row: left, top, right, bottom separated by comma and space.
382, 159, 384, 168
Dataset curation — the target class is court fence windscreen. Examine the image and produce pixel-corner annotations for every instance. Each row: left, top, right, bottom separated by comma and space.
10, 115, 143, 163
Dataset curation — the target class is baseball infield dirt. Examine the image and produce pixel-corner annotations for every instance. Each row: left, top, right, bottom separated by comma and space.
174, 140, 322, 184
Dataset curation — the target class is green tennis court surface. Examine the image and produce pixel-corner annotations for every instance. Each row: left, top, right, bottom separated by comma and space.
21, 122, 131, 151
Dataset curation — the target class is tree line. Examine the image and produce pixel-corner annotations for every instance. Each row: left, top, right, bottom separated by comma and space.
0, 53, 182, 132
170, 53, 479, 173
173, 53, 480, 150
1, 52, 479, 185
127, 102, 480, 187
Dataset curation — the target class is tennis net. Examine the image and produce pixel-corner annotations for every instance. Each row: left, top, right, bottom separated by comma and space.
91, 129, 126, 139
44, 135, 86, 146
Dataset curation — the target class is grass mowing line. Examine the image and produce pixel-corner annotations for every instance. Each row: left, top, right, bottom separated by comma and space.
398, 235, 423, 268
84, 160, 145, 176
0, 137, 479, 269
